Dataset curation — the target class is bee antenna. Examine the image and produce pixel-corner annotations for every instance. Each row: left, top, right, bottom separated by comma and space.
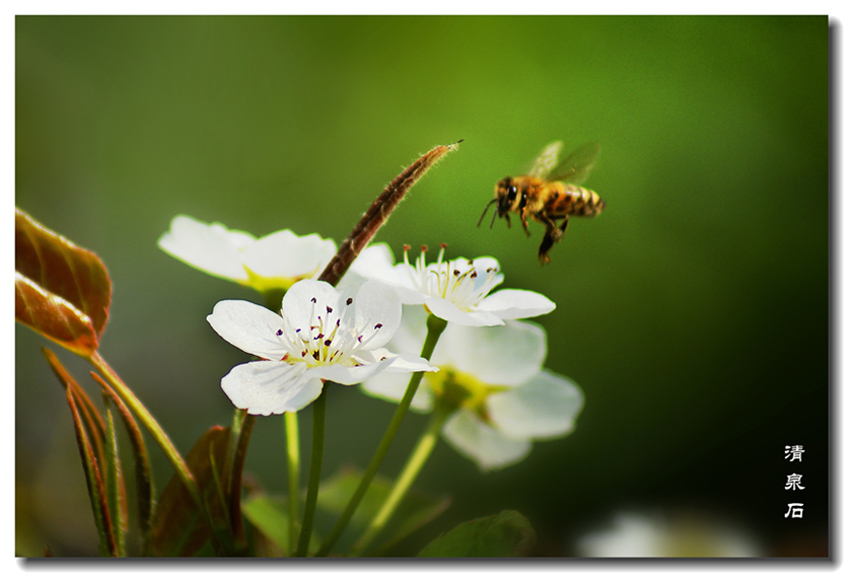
477, 198, 497, 227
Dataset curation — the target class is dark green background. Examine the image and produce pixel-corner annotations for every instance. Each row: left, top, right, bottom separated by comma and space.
15, 16, 829, 557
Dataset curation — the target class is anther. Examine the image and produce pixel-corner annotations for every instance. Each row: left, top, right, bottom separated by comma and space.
276, 329, 283, 336
324, 339, 332, 347
326, 306, 333, 313
403, 244, 411, 251
374, 323, 383, 329
440, 242, 448, 249
346, 297, 353, 305
311, 297, 317, 303
421, 244, 428, 253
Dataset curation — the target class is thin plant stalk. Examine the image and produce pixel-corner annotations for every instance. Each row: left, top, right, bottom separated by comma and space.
350, 405, 450, 556
314, 314, 447, 557
285, 411, 300, 554
294, 388, 327, 556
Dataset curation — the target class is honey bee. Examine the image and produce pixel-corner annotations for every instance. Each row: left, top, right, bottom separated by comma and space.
478, 141, 606, 264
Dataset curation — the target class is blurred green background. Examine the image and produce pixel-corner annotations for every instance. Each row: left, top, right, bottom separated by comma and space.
15, 16, 829, 557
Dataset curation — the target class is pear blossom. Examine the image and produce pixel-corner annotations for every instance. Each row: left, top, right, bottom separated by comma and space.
207, 279, 437, 416
347, 243, 555, 327
158, 215, 336, 293
362, 306, 583, 471
575, 511, 763, 557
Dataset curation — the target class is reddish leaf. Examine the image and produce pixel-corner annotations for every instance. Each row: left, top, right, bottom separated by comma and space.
15, 208, 112, 356
151, 426, 231, 557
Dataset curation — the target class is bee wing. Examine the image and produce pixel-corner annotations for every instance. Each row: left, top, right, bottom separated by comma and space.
548, 142, 601, 185
527, 140, 564, 179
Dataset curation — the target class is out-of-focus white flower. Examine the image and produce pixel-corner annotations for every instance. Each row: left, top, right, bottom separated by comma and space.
574, 511, 764, 557
158, 215, 336, 293
362, 306, 583, 471
207, 279, 437, 416
347, 243, 555, 327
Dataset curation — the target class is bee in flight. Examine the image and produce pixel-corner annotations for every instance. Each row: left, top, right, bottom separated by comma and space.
478, 141, 606, 264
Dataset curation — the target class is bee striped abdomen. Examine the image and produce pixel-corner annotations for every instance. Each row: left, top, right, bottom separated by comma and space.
552, 184, 605, 217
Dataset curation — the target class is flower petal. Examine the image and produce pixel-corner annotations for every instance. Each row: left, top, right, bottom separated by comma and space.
476, 289, 556, 320
220, 360, 323, 415
424, 296, 504, 327
487, 369, 584, 439
441, 409, 531, 471
310, 356, 394, 385
361, 370, 434, 412
281, 279, 341, 331
207, 300, 289, 360
242, 230, 336, 279
380, 351, 439, 373
436, 320, 546, 386
352, 281, 403, 350
348, 243, 399, 284
157, 215, 252, 281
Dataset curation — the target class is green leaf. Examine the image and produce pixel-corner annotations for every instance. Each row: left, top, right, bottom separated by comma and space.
417, 510, 537, 558
317, 466, 450, 555
242, 495, 291, 555
150, 426, 231, 557
15, 207, 112, 356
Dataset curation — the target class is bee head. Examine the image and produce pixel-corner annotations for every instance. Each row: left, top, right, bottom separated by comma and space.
478, 176, 518, 229
495, 176, 519, 216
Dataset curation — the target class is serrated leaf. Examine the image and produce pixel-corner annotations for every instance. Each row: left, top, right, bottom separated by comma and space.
150, 426, 230, 557
417, 510, 537, 558
15, 208, 112, 356
317, 466, 450, 555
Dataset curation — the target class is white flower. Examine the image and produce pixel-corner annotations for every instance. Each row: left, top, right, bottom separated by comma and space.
362, 306, 583, 471
207, 279, 437, 416
158, 215, 337, 292
575, 511, 764, 557
347, 243, 555, 327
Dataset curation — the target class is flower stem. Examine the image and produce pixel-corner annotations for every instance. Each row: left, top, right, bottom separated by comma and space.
295, 387, 327, 556
88, 351, 228, 555
350, 403, 450, 555
313, 313, 448, 557
284, 411, 300, 554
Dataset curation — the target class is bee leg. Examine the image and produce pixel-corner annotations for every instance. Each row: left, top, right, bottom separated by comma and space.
552, 217, 569, 241
536, 216, 568, 265
537, 230, 555, 264
520, 211, 531, 237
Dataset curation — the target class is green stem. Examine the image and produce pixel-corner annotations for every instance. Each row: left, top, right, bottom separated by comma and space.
295, 388, 327, 556
314, 313, 448, 557
88, 351, 227, 555
350, 404, 450, 556
285, 411, 300, 554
